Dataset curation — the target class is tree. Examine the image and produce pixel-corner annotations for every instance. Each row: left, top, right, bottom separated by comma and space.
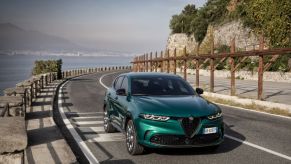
204, 0, 230, 23
170, 14, 184, 33
169, 4, 198, 35
182, 4, 198, 15
239, 0, 291, 71
239, 0, 291, 48
190, 8, 209, 54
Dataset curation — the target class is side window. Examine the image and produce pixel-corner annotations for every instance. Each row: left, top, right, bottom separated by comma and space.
120, 77, 128, 93
114, 76, 124, 90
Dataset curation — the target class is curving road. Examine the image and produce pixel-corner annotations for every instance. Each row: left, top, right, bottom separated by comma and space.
57, 70, 291, 164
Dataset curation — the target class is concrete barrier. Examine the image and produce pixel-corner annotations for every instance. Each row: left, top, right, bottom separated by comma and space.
0, 96, 24, 117
4, 87, 27, 114
0, 103, 8, 117
0, 117, 27, 163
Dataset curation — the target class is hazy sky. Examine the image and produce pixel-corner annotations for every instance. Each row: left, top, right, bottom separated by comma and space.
0, 0, 206, 53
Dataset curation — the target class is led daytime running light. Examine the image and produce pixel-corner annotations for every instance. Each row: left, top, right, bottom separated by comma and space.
140, 114, 170, 121
208, 112, 222, 120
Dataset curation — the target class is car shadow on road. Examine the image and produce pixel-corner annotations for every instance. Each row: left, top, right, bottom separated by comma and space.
147, 123, 245, 156
101, 159, 135, 164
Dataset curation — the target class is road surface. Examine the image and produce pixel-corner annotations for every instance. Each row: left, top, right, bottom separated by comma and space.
56, 70, 291, 164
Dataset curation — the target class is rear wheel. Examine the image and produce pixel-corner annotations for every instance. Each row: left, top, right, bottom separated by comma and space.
126, 120, 144, 155
103, 107, 116, 133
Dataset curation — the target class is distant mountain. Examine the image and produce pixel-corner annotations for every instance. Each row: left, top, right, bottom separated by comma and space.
0, 23, 79, 51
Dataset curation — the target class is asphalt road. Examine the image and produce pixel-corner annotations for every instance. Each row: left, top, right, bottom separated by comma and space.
57, 70, 291, 164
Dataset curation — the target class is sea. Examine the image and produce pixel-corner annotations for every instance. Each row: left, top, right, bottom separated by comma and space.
0, 54, 133, 95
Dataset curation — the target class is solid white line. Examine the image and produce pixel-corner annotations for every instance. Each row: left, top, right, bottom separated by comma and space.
78, 127, 105, 133
74, 121, 103, 125
58, 82, 99, 164
66, 112, 103, 115
86, 133, 125, 143
99, 71, 119, 89
225, 135, 291, 161
72, 116, 103, 120
217, 102, 291, 120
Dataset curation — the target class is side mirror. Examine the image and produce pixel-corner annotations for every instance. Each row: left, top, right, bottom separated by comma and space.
116, 88, 126, 96
196, 88, 204, 95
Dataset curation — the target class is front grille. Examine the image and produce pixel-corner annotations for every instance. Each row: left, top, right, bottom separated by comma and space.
150, 134, 220, 146
180, 117, 200, 137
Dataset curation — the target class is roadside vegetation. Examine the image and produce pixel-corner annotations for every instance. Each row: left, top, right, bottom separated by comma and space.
170, 0, 291, 72
32, 59, 62, 79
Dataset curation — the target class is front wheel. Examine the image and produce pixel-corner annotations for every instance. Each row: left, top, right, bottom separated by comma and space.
126, 120, 144, 155
103, 108, 116, 133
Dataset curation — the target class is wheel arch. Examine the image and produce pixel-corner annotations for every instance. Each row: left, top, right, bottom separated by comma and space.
123, 112, 133, 130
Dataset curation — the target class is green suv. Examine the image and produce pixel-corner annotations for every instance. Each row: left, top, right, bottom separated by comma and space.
103, 72, 224, 155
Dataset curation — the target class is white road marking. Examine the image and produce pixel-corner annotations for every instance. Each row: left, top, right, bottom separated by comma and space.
217, 102, 291, 120
72, 116, 103, 120
99, 71, 119, 89
225, 135, 291, 161
58, 82, 100, 164
86, 133, 125, 143
66, 112, 103, 115
78, 127, 105, 133
74, 121, 103, 125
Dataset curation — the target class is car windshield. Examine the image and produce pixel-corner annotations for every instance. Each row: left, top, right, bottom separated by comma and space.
131, 76, 195, 96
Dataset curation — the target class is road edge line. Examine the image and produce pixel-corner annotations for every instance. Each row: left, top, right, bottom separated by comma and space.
99, 71, 119, 89
225, 135, 291, 161
58, 80, 100, 164
216, 102, 291, 120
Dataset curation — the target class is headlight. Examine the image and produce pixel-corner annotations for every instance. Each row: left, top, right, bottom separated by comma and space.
139, 114, 170, 121
207, 112, 222, 120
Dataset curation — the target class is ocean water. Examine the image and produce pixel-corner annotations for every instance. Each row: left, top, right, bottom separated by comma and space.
0, 54, 132, 95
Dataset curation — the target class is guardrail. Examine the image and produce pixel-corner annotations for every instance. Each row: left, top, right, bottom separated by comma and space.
131, 37, 291, 100
0, 65, 131, 163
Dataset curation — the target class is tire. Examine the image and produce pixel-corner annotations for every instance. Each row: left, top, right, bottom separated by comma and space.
103, 107, 116, 133
126, 120, 144, 155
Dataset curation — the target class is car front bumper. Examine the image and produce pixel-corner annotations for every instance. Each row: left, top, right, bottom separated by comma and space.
134, 117, 224, 148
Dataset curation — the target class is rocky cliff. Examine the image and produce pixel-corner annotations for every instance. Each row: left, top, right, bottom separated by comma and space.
166, 20, 260, 55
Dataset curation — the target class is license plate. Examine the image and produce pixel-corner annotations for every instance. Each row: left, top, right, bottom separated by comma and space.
203, 127, 218, 134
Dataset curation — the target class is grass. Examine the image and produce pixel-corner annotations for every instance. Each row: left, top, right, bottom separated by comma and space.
203, 95, 291, 117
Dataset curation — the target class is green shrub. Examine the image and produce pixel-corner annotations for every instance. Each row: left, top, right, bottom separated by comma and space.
32, 59, 62, 79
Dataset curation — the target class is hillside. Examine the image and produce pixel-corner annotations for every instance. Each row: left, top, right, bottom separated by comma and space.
0, 23, 79, 51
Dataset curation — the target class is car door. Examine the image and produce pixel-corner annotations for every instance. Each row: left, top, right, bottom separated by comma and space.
108, 76, 124, 126
114, 76, 129, 128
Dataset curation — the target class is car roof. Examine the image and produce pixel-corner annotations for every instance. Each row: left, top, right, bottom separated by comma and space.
119, 72, 181, 78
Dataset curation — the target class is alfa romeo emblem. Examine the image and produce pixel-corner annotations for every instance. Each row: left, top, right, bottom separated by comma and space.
189, 117, 194, 121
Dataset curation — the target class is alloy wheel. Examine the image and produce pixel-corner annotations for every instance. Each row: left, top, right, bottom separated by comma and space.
126, 121, 134, 152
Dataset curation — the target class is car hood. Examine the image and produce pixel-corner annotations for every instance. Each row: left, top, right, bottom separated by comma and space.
132, 95, 220, 117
